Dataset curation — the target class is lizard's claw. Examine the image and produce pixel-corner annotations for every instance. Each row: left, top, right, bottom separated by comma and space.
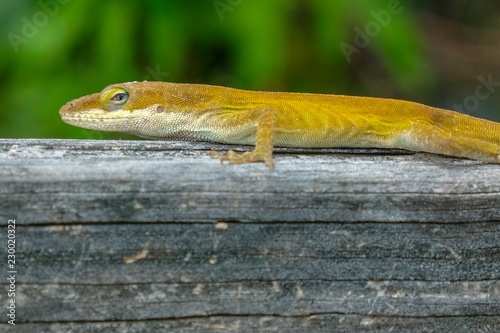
211, 149, 274, 169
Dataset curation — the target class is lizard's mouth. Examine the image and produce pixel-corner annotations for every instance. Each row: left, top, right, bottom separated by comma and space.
58, 91, 147, 133
59, 103, 144, 133
60, 112, 143, 129
61, 111, 145, 133
60, 109, 143, 123
60, 113, 141, 121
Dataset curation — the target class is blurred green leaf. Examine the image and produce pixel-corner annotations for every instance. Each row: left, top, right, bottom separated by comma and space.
0, 0, 498, 138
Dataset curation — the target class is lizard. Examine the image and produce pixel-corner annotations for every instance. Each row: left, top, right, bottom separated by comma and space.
59, 81, 500, 168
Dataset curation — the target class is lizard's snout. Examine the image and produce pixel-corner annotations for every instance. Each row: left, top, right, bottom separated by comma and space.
59, 93, 101, 116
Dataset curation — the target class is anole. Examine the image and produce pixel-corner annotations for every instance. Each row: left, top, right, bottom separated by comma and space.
60, 81, 500, 168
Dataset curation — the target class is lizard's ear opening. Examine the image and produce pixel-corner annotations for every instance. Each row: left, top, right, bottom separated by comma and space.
100, 87, 129, 111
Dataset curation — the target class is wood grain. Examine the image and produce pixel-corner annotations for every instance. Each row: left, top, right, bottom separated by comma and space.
0, 139, 498, 332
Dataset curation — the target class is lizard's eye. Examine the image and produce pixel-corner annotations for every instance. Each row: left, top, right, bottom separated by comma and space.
100, 87, 129, 111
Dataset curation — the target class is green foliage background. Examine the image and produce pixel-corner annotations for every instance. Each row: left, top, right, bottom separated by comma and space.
1, 0, 499, 139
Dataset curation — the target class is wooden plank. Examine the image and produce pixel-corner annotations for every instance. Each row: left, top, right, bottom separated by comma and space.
0, 139, 499, 332
1, 139, 499, 224
3, 222, 500, 331
4, 316, 500, 333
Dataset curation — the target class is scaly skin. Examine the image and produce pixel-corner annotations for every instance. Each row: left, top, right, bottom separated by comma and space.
59, 81, 500, 168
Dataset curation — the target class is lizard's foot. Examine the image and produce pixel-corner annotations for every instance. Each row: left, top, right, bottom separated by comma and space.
210, 149, 274, 169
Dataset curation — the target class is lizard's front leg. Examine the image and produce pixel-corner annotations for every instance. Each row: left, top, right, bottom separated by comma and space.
212, 108, 277, 168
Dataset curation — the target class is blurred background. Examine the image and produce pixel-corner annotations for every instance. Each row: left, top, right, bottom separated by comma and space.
0, 0, 499, 139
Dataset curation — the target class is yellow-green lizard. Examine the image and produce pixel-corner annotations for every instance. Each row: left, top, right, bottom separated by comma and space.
60, 81, 500, 168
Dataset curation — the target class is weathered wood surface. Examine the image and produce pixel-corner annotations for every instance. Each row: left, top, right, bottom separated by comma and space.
0, 139, 499, 332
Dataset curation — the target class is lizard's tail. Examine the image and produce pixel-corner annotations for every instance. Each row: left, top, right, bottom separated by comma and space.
401, 106, 500, 163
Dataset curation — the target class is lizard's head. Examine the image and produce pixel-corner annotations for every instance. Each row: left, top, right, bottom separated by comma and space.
59, 81, 196, 138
